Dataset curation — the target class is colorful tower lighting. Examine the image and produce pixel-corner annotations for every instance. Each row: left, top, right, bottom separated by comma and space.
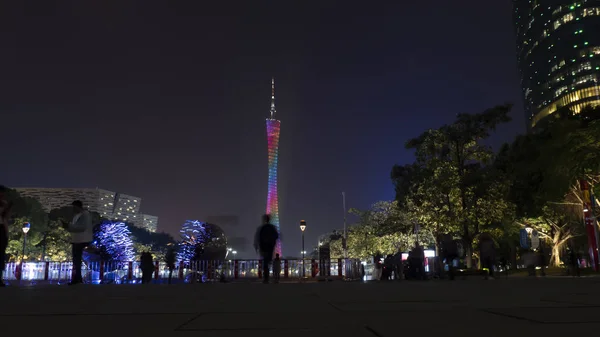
266, 77, 282, 256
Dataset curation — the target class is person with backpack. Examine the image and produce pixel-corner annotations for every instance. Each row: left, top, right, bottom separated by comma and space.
254, 214, 279, 284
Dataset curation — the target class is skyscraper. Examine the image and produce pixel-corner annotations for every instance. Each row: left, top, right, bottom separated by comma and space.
266, 78, 282, 256
513, 1, 600, 128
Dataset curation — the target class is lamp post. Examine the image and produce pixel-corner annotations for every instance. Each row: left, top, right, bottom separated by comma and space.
300, 220, 306, 278
232, 250, 237, 259
22, 223, 30, 262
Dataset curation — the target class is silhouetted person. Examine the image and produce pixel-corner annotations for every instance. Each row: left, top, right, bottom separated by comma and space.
569, 247, 580, 277
140, 252, 154, 284
165, 247, 176, 284
254, 214, 279, 284
538, 244, 546, 277
273, 253, 281, 283
411, 245, 425, 280
0, 186, 11, 287
441, 234, 458, 280
64, 200, 93, 285
479, 233, 496, 280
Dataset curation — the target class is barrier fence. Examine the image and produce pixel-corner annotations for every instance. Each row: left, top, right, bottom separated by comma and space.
1, 258, 362, 284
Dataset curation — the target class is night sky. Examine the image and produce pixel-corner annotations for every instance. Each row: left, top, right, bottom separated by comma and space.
1, 1, 524, 258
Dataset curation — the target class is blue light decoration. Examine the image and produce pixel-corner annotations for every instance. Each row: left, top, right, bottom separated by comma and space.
178, 220, 208, 262
94, 220, 135, 262
177, 220, 228, 262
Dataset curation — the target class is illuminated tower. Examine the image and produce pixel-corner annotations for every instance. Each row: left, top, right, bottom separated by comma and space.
266, 77, 282, 256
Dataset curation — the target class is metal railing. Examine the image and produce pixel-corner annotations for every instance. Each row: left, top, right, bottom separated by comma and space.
1, 258, 362, 284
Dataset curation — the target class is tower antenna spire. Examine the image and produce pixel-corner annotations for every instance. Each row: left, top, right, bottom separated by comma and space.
270, 77, 276, 118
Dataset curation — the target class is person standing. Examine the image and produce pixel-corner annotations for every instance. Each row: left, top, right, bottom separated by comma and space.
273, 253, 281, 283
479, 233, 496, 280
165, 247, 176, 284
441, 234, 458, 280
0, 186, 11, 287
254, 214, 279, 284
64, 200, 93, 285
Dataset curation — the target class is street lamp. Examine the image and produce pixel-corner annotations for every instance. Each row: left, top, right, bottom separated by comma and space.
232, 250, 237, 259
22, 223, 30, 261
300, 220, 306, 277
227, 247, 232, 259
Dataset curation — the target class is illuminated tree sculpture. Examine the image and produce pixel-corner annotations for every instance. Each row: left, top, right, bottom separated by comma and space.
266, 77, 283, 256
94, 220, 135, 262
178, 220, 228, 262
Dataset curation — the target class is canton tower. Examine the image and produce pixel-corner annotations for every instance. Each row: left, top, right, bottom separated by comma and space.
266, 77, 282, 256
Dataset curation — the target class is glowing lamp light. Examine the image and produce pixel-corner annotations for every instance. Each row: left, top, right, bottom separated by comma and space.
22, 223, 31, 234
584, 206, 589, 212
300, 220, 306, 232
525, 226, 533, 234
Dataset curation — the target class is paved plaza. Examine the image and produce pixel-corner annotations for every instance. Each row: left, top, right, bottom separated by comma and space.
2, 278, 600, 336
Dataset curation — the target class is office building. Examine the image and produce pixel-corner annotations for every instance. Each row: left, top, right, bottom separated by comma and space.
513, 1, 600, 128
16, 187, 159, 232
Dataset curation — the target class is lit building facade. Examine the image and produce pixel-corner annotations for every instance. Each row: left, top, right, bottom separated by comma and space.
266, 78, 282, 256
138, 214, 159, 232
16, 187, 159, 232
513, 0, 600, 128
113, 193, 141, 223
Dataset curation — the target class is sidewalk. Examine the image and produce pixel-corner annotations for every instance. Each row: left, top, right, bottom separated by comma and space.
2, 278, 599, 336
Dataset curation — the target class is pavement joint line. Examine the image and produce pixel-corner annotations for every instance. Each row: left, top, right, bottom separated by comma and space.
173, 313, 205, 331
364, 325, 386, 337
0, 312, 196, 317
479, 309, 544, 324
332, 300, 464, 304
540, 298, 597, 306
175, 327, 315, 332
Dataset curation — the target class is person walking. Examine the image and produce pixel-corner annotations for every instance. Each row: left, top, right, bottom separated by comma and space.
0, 186, 11, 287
254, 214, 279, 284
64, 200, 93, 285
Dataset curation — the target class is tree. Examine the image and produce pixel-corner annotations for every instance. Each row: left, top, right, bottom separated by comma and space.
3, 189, 48, 261
329, 201, 424, 260
178, 220, 228, 262
517, 204, 582, 267
94, 221, 135, 262
126, 223, 176, 260
398, 104, 514, 267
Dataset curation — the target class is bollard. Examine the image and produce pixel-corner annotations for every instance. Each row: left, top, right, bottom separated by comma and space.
154, 261, 159, 280
128, 262, 133, 280
258, 260, 263, 279
311, 259, 317, 278
338, 259, 343, 277
44, 262, 50, 281
234, 260, 239, 279
178, 261, 184, 280
284, 259, 289, 278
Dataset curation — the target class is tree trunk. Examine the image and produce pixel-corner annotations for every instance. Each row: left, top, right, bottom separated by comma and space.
465, 241, 473, 268
550, 245, 562, 267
